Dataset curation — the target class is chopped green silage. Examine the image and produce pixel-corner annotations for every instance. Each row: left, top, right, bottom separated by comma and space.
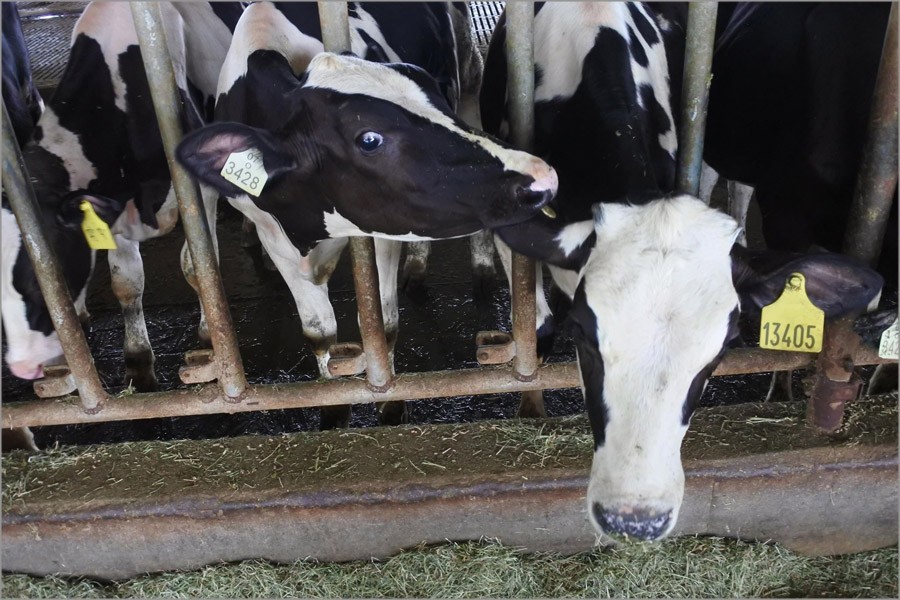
2, 537, 896, 598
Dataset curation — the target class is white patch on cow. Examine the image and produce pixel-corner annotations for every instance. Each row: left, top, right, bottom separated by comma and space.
570, 195, 740, 538
304, 52, 551, 180
173, 2, 234, 99
532, 3, 676, 157
1, 208, 63, 378
322, 208, 441, 242
349, 5, 403, 63
555, 219, 595, 258
217, 2, 323, 94
36, 109, 96, 190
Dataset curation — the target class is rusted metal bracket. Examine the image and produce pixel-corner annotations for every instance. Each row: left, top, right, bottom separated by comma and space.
327, 343, 367, 377
179, 349, 218, 386
33, 364, 76, 399
476, 331, 516, 365
808, 372, 864, 432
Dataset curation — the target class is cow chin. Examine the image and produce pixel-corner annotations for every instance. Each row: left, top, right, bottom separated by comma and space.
4, 331, 64, 381
585, 447, 685, 543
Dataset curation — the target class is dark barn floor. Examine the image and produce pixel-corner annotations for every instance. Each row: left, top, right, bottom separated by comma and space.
1, 2, 868, 448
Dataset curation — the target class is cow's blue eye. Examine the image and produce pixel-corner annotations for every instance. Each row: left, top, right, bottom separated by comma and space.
356, 131, 384, 154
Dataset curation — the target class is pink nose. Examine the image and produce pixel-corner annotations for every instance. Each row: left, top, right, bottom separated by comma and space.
528, 162, 559, 195
8, 362, 44, 380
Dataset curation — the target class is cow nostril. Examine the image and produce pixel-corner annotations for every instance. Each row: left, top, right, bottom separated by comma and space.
592, 503, 672, 541
516, 186, 554, 210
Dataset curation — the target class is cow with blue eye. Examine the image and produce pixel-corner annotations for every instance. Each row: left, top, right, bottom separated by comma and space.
176, 2, 557, 428
483, 2, 884, 541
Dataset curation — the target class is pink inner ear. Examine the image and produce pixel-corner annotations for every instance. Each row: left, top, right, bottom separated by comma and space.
199, 133, 252, 170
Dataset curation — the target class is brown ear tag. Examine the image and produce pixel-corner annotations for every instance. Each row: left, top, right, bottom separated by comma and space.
220, 149, 267, 197
759, 273, 824, 353
80, 201, 117, 250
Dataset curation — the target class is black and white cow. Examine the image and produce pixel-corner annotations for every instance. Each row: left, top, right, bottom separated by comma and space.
2, 2, 234, 387
2, 2, 43, 145
175, 2, 557, 428
483, 2, 884, 541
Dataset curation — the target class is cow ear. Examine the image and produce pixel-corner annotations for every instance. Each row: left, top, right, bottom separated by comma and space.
494, 216, 595, 271
175, 122, 297, 197
732, 246, 884, 319
57, 192, 125, 230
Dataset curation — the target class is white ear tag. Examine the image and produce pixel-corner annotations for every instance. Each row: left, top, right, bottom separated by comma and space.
879, 317, 898, 360
220, 149, 268, 197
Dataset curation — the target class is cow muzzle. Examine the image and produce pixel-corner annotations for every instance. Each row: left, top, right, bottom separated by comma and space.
591, 503, 674, 541
8, 361, 44, 380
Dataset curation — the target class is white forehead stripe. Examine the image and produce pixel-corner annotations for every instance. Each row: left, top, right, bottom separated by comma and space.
303, 52, 538, 175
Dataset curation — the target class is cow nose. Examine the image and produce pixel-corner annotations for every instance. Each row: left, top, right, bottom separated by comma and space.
515, 185, 554, 210
8, 361, 44, 380
592, 503, 672, 541
528, 163, 558, 195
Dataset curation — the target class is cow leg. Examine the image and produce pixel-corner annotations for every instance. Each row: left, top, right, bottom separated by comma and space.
494, 236, 551, 418
727, 180, 754, 246
699, 160, 719, 205
373, 237, 407, 425
180, 185, 220, 349
766, 370, 794, 402
868, 363, 898, 395
109, 236, 157, 391
470, 230, 496, 302
401, 241, 430, 303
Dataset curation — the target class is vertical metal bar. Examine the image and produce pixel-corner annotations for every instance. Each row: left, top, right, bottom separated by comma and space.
676, 2, 719, 196
317, 1, 393, 390
811, 4, 898, 432
506, 1, 538, 380
1, 101, 107, 412
843, 2, 898, 265
130, 3, 247, 399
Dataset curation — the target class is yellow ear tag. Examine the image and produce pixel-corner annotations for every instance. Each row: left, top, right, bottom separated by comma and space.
759, 272, 824, 353
220, 148, 267, 197
80, 201, 117, 250
879, 317, 898, 360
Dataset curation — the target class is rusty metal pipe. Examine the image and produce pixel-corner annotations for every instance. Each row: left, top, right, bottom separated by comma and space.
843, 2, 898, 265
317, 1, 351, 53
315, 2, 392, 390
1, 101, 108, 412
349, 238, 394, 390
4, 347, 892, 430
505, 1, 540, 380
676, 2, 718, 196
812, 6, 898, 432
130, 3, 247, 398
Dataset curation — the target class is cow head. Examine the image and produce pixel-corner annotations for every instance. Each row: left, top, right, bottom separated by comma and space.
497, 195, 884, 541
176, 52, 557, 247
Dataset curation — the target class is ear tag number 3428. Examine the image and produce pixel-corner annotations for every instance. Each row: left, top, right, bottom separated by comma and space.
221, 149, 267, 197
759, 272, 824, 353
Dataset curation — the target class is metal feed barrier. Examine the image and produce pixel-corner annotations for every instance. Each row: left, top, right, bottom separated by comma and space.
1, 2, 897, 433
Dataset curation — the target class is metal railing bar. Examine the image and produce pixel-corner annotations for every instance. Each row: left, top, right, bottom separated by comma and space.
843, 2, 898, 265
316, 1, 394, 391
675, 2, 718, 196
130, 3, 247, 399
5, 346, 891, 429
1, 100, 108, 412
505, 1, 539, 380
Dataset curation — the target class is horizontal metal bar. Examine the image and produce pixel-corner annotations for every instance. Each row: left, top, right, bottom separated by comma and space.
130, 3, 247, 398
4, 346, 892, 429
1, 100, 108, 412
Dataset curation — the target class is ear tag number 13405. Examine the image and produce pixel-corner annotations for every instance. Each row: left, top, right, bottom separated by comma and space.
221, 149, 267, 197
759, 272, 824, 353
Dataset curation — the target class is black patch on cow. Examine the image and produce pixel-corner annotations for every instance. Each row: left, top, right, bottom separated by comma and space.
534, 63, 544, 90
384, 63, 456, 116
2, 3, 42, 145
569, 281, 608, 449
627, 3, 659, 45
357, 29, 391, 63
627, 25, 649, 67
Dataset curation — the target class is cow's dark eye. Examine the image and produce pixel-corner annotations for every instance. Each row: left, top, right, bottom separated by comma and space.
356, 131, 384, 154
